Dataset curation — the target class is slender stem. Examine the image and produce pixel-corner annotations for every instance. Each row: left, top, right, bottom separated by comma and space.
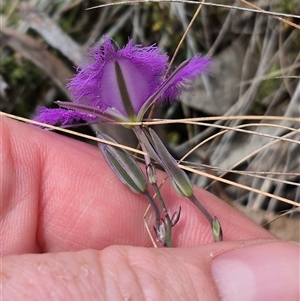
143, 190, 161, 230
188, 194, 222, 242
133, 125, 173, 247
188, 194, 213, 224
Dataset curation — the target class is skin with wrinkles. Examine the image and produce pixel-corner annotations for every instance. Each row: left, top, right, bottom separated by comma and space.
1, 116, 299, 301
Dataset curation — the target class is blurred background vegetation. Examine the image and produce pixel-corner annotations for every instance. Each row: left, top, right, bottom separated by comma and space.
1, 0, 300, 241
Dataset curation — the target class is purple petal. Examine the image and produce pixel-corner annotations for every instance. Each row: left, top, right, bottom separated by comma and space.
67, 37, 168, 117
162, 55, 211, 102
34, 107, 97, 127
137, 60, 190, 120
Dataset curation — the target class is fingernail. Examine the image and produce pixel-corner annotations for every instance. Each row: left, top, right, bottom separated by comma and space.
211, 241, 300, 301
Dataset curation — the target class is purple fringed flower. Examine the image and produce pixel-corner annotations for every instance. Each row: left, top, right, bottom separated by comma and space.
32, 37, 223, 245
34, 37, 211, 126
68, 38, 168, 117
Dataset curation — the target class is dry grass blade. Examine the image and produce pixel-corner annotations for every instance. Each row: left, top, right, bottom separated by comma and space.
0, 112, 144, 155
239, 0, 300, 29
18, 2, 82, 65
2, 27, 73, 94
89, 1, 300, 23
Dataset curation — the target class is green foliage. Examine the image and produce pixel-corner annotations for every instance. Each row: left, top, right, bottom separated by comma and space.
275, 0, 300, 13
1, 53, 54, 115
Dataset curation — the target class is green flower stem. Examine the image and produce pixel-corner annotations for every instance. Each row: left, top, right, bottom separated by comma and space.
143, 190, 161, 231
188, 194, 213, 224
133, 126, 173, 247
188, 194, 223, 242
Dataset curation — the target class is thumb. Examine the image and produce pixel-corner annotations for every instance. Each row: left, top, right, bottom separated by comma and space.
211, 240, 299, 301
2, 240, 299, 301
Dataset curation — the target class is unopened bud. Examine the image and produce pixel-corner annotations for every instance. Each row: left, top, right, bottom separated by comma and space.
154, 220, 167, 246
148, 128, 194, 197
212, 217, 223, 242
97, 132, 147, 194
146, 164, 157, 185
171, 207, 181, 226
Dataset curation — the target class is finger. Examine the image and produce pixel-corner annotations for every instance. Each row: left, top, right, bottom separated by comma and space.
1, 116, 274, 255
2, 241, 299, 301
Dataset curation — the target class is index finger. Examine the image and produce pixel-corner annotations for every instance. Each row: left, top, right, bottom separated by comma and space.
0, 116, 275, 255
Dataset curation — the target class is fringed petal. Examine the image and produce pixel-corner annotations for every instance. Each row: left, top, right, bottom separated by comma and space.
162, 55, 211, 102
34, 107, 97, 127
67, 37, 168, 118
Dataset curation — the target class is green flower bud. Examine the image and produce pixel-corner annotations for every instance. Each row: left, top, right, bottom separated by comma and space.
147, 128, 194, 197
97, 132, 147, 194
212, 217, 223, 242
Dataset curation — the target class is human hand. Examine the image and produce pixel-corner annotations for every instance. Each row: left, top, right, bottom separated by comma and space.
1, 116, 299, 300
